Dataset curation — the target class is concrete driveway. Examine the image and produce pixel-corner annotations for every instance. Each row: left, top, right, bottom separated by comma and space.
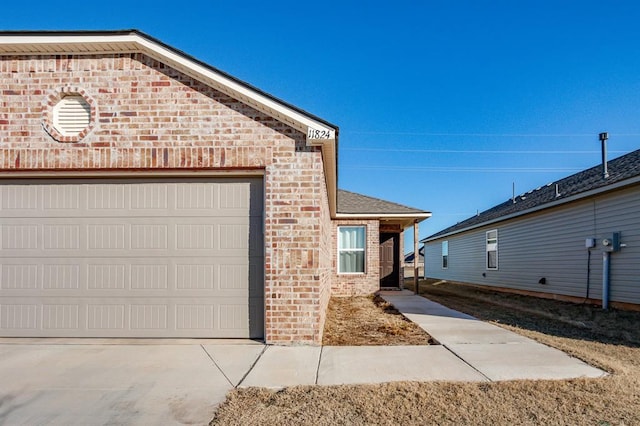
0, 339, 265, 425
0, 340, 486, 425
0, 296, 606, 424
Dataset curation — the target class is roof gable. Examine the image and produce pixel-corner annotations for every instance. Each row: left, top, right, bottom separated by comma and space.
0, 30, 337, 136
0, 29, 339, 214
425, 148, 640, 241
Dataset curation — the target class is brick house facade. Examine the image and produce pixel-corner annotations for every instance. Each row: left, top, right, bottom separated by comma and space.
0, 31, 429, 345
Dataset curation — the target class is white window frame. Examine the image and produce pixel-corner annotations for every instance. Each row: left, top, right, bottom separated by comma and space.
338, 225, 366, 274
486, 229, 498, 270
442, 240, 449, 269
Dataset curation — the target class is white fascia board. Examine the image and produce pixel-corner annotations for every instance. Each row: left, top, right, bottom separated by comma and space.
132, 35, 337, 139
422, 175, 640, 243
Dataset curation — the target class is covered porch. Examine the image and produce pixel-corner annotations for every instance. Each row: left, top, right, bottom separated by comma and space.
334, 190, 431, 294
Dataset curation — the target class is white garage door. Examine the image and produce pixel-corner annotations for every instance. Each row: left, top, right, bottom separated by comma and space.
0, 178, 264, 338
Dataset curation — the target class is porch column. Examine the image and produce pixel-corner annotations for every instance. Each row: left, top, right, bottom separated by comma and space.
413, 220, 419, 295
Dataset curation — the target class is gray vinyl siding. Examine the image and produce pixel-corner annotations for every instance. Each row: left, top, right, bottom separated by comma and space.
425, 184, 640, 305
425, 233, 486, 284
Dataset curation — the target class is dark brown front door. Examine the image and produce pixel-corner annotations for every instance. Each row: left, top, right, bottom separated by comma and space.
379, 233, 400, 287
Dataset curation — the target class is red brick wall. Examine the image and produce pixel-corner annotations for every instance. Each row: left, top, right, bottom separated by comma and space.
331, 220, 380, 296
0, 53, 332, 345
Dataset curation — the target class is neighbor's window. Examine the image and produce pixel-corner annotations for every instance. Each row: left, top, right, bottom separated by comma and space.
486, 230, 498, 269
442, 240, 449, 269
338, 226, 366, 273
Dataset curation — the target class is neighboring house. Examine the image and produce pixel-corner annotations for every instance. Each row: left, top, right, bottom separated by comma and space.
0, 30, 430, 344
403, 246, 424, 279
422, 148, 640, 309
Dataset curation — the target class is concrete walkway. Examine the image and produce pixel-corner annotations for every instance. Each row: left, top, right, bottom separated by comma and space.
378, 290, 607, 381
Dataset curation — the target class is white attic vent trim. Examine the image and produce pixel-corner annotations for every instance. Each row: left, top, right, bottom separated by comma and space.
53, 95, 91, 136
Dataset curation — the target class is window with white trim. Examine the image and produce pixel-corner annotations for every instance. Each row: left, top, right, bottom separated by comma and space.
486, 230, 498, 269
338, 226, 366, 273
442, 240, 449, 269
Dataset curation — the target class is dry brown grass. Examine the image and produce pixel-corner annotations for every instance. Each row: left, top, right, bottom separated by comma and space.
211, 281, 640, 425
322, 295, 433, 346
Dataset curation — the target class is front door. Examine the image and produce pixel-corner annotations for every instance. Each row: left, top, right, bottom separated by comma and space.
379, 233, 399, 288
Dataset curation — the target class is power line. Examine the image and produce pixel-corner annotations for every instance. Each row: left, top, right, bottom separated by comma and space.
342, 165, 582, 173
342, 148, 628, 154
343, 131, 640, 137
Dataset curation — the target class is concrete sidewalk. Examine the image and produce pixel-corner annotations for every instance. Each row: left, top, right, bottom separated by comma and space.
236, 291, 606, 388
238, 344, 487, 388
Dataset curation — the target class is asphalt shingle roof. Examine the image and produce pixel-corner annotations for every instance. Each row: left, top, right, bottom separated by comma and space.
404, 246, 425, 263
425, 148, 640, 240
337, 189, 429, 215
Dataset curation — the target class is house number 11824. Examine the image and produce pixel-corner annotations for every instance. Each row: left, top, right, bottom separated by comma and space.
307, 128, 332, 139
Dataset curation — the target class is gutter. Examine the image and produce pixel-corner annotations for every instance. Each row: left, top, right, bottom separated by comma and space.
335, 213, 432, 220
336, 212, 432, 229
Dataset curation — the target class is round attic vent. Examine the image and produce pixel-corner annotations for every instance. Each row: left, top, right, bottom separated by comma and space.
42, 88, 96, 143
53, 95, 91, 136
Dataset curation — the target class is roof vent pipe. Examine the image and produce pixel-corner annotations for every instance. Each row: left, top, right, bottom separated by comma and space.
599, 132, 609, 179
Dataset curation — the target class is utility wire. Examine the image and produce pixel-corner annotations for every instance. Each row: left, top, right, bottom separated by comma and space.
342, 165, 582, 173
342, 148, 628, 154
342, 131, 640, 137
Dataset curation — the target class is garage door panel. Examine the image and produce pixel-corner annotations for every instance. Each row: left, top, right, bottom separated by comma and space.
0, 219, 256, 257
2, 258, 254, 296
1, 297, 257, 338
0, 178, 264, 218
0, 178, 264, 339
1, 263, 40, 290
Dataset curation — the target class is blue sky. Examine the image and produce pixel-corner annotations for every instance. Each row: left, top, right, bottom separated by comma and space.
3, 1, 640, 252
